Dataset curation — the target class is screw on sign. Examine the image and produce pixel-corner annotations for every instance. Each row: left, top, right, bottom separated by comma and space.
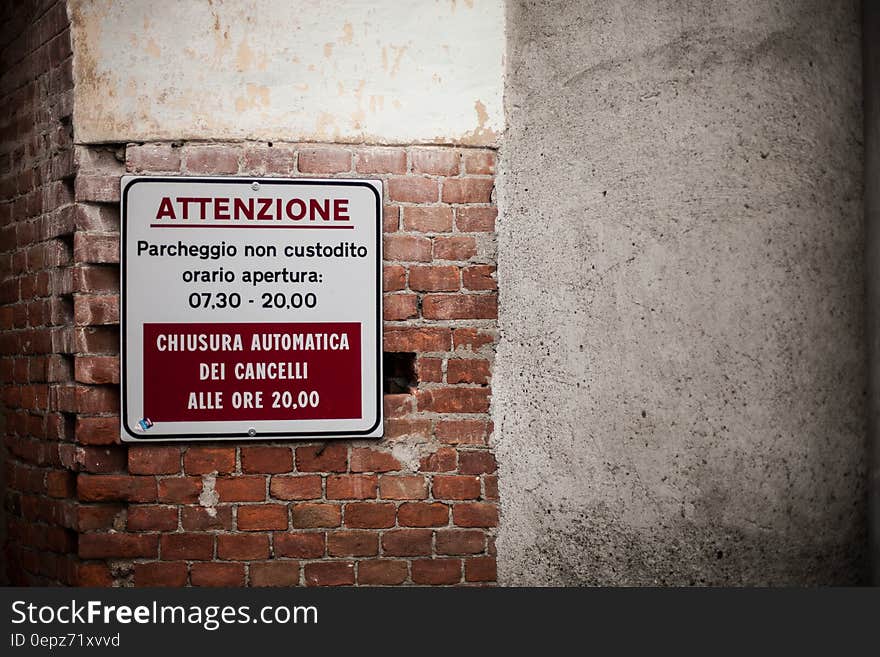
120, 176, 384, 441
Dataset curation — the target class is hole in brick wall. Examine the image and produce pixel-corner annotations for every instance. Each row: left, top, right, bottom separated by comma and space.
383, 352, 417, 394
58, 233, 74, 254
59, 412, 76, 442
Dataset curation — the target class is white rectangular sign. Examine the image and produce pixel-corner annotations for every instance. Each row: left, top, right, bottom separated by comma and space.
120, 176, 383, 441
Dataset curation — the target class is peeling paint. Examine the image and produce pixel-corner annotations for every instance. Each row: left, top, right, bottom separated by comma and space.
457, 99, 499, 145
234, 83, 270, 113
145, 38, 160, 58
235, 40, 253, 71
341, 21, 354, 44
388, 45, 407, 77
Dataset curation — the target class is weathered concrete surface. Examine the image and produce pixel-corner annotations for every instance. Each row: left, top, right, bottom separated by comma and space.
69, 0, 504, 145
495, 0, 867, 585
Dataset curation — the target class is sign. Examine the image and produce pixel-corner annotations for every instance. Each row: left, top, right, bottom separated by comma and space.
120, 176, 383, 441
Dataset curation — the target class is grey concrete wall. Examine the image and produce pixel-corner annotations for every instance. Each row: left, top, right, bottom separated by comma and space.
495, 0, 867, 585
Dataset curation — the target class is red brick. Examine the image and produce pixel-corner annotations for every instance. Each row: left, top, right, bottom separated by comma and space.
384, 394, 414, 418
384, 293, 418, 320
75, 176, 119, 203
326, 474, 378, 500
158, 477, 202, 503
74, 355, 119, 384
47, 470, 76, 496
484, 474, 499, 500
344, 502, 396, 528
304, 561, 354, 586
78, 474, 156, 502
453, 502, 498, 527
420, 447, 457, 472
74, 232, 119, 264
403, 206, 453, 232
384, 327, 451, 352
126, 143, 181, 172
216, 476, 266, 502
388, 177, 438, 203
384, 234, 431, 262
356, 148, 407, 174
161, 533, 214, 560
76, 563, 112, 586
411, 559, 461, 585
74, 205, 118, 233
383, 264, 406, 292
217, 533, 270, 560
328, 530, 379, 556
423, 294, 497, 320
384, 418, 435, 441
436, 529, 486, 555
465, 556, 497, 582
409, 265, 460, 292
274, 532, 325, 558
433, 235, 477, 260
76, 505, 123, 531
417, 357, 444, 382
459, 451, 497, 475
79, 533, 157, 559
384, 205, 400, 232
184, 146, 239, 174
184, 447, 236, 474
182, 505, 233, 530
397, 502, 449, 527
411, 149, 460, 175
447, 359, 491, 384
462, 265, 497, 291
295, 443, 347, 472
241, 446, 292, 474
292, 503, 341, 528
191, 562, 245, 587
463, 151, 496, 175
417, 388, 490, 414
357, 560, 408, 585
133, 562, 188, 587
379, 475, 428, 500
349, 448, 400, 473
270, 475, 322, 500
298, 147, 351, 174
250, 562, 300, 587
238, 504, 288, 531
381, 529, 432, 556
75, 327, 119, 354
127, 505, 178, 531
442, 178, 493, 204
74, 294, 118, 325
433, 475, 481, 500
128, 446, 180, 475
242, 145, 297, 175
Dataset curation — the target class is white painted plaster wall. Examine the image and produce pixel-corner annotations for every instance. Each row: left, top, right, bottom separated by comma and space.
69, 0, 504, 145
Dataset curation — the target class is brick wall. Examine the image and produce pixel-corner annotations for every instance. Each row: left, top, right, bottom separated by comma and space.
0, 0, 78, 586
3, 132, 498, 585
